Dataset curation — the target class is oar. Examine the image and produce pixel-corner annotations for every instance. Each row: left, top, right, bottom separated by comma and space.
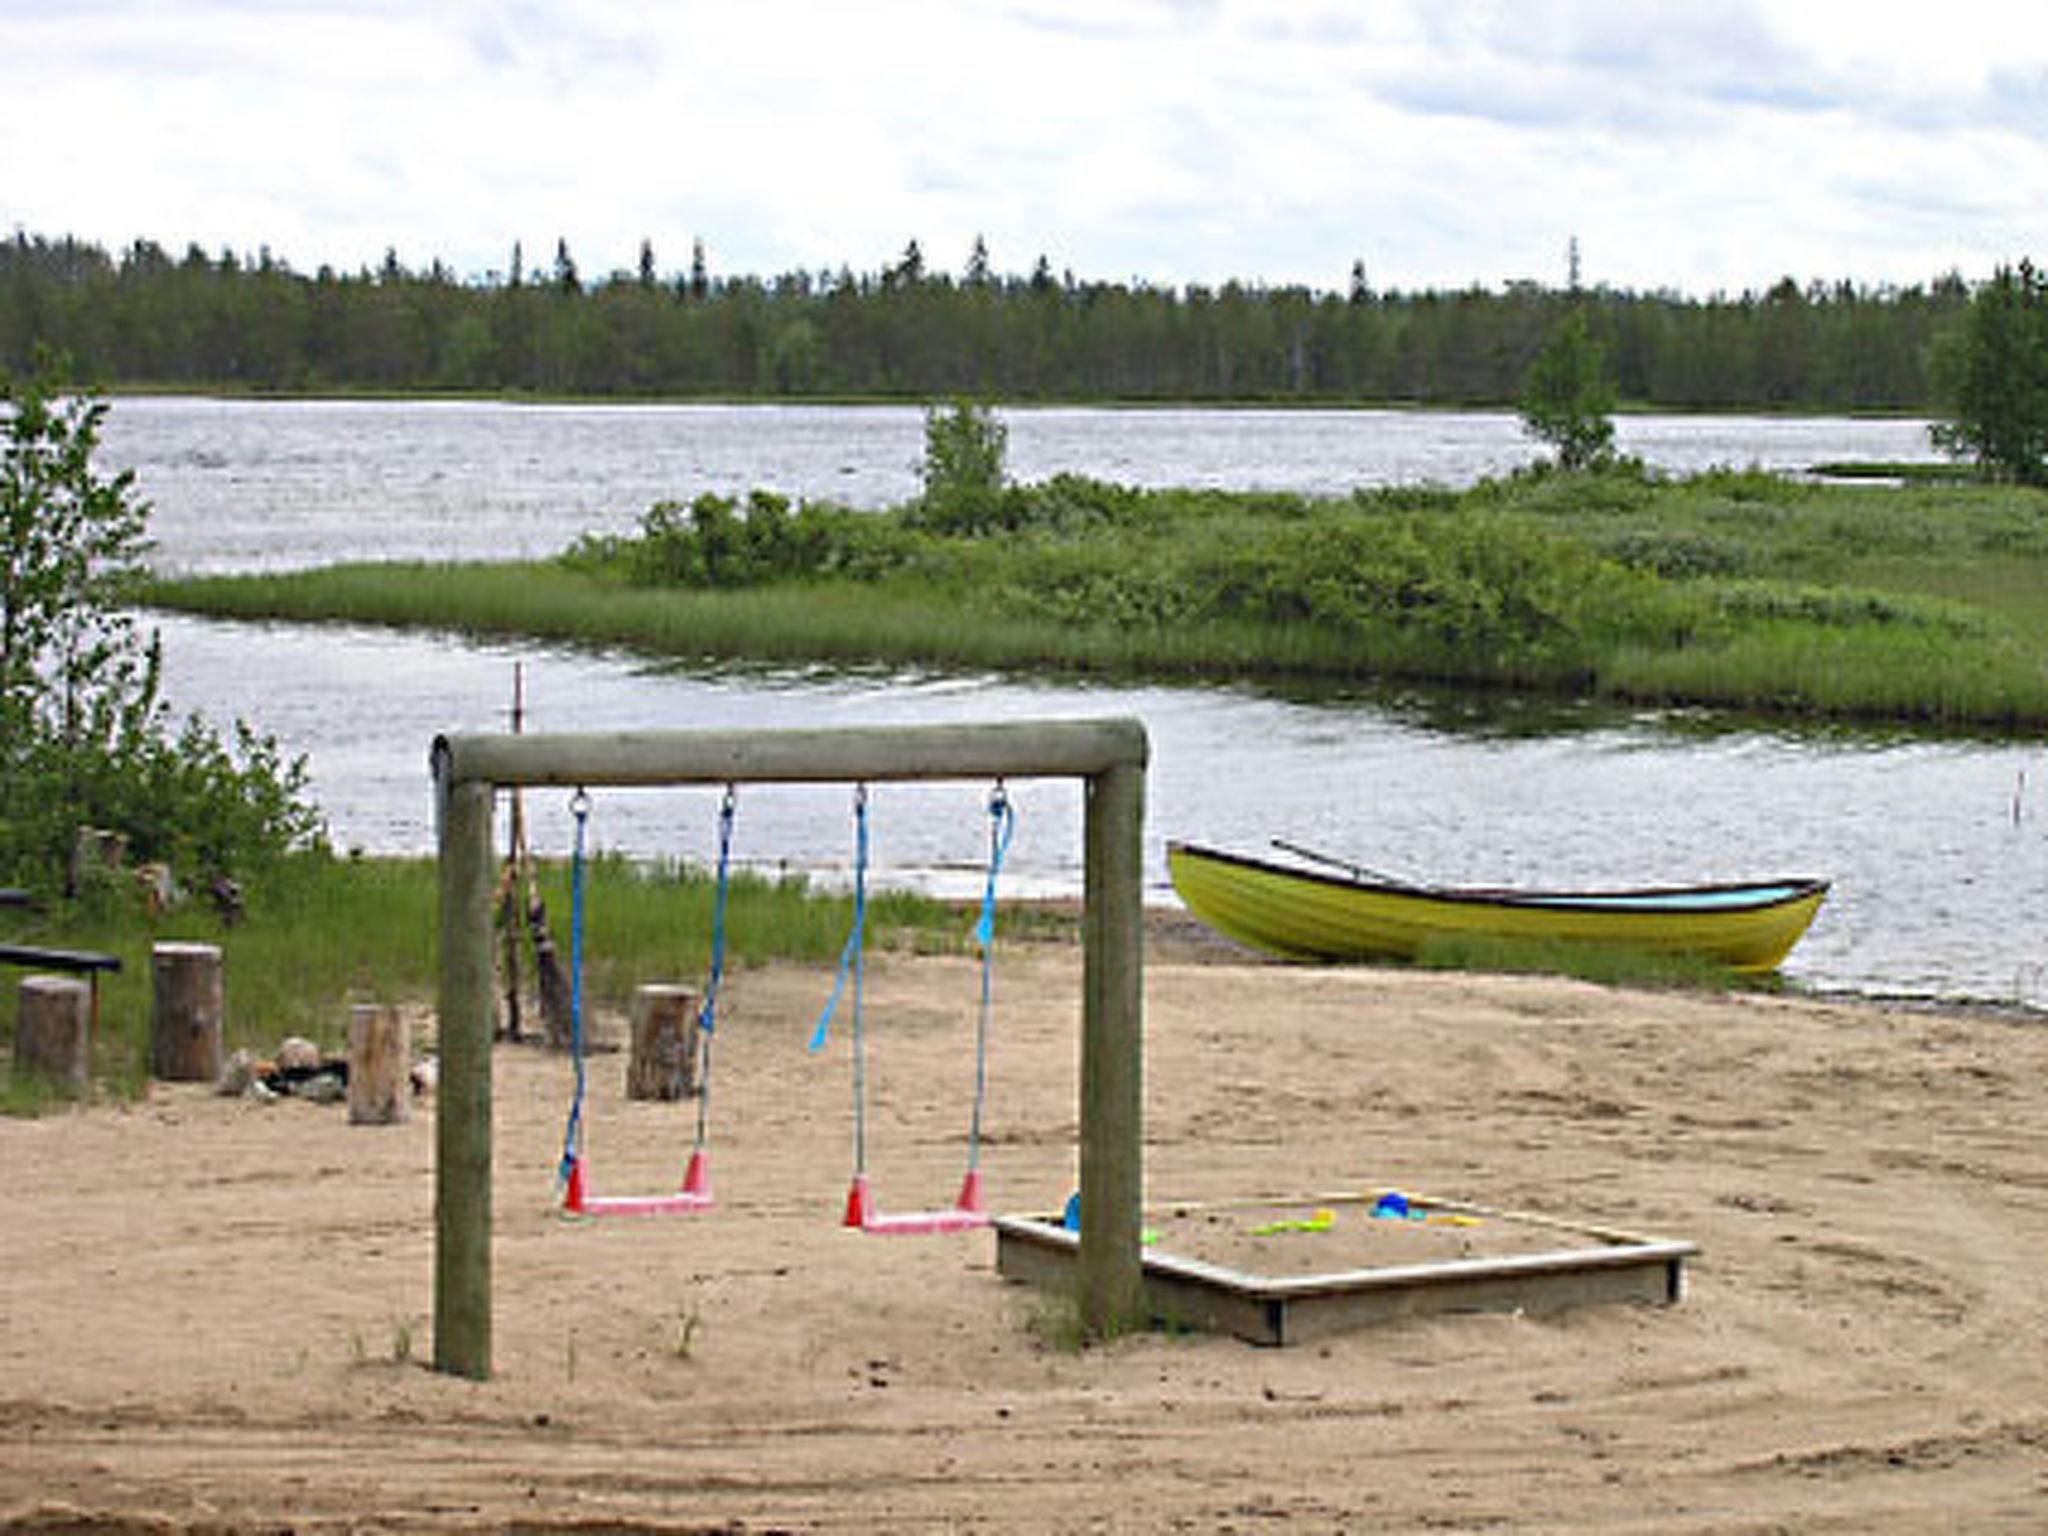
1269, 838, 1422, 890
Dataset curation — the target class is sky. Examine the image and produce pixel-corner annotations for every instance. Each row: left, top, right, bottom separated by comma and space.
5, 0, 2046, 299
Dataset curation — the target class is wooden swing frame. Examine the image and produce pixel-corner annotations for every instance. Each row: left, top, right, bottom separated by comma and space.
429, 718, 1149, 1380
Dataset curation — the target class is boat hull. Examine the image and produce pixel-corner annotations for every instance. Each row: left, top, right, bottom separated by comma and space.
1168, 843, 1828, 973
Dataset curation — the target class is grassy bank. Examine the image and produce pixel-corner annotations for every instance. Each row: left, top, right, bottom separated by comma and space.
5, 850, 1773, 1115
0, 852, 954, 1112
148, 465, 2048, 730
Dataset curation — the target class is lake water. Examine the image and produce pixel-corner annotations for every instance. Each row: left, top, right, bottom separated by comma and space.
95, 400, 2048, 1009
104, 397, 1944, 574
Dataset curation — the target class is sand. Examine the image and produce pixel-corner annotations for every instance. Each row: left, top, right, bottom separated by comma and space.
4, 931, 2047, 1532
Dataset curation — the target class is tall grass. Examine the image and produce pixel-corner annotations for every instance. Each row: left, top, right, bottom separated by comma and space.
1, 850, 958, 1110
1609, 622, 2048, 725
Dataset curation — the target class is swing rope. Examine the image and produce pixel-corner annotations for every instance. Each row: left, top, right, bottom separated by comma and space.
966, 781, 1014, 1176
557, 787, 593, 1190
692, 784, 738, 1157
558, 787, 724, 1216
808, 785, 871, 1184
812, 782, 1012, 1233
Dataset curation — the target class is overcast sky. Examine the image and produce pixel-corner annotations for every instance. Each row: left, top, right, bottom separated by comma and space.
6, 0, 2045, 298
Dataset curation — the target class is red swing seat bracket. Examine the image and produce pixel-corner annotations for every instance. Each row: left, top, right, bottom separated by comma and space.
841, 1168, 989, 1235
562, 1147, 716, 1218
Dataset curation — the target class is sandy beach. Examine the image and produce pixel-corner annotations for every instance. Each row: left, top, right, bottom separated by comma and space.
4, 930, 2046, 1532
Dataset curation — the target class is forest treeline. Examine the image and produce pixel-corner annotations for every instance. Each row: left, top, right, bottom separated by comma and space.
0, 229, 1972, 409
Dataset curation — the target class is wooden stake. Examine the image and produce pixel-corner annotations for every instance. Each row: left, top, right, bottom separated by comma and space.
500, 663, 527, 1041
347, 1003, 410, 1125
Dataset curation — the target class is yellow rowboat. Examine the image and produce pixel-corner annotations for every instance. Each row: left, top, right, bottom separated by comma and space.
1168, 841, 1829, 972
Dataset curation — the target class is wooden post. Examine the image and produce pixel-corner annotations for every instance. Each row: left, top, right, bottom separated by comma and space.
1080, 755, 1147, 1338
150, 941, 224, 1082
347, 1003, 410, 1125
626, 984, 699, 1100
16, 975, 90, 1094
434, 764, 496, 1380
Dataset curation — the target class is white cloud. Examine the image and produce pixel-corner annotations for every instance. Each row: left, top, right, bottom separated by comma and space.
3, 0, 2045, 296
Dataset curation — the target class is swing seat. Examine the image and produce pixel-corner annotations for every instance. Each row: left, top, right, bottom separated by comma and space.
562, 1148, 715, 1218
841, 1170, 989, 1236
556, 785, 732, 1224
821, 782, 1010, 1239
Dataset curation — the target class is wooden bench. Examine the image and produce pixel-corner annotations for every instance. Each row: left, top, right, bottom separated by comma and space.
0, 942, 123, 977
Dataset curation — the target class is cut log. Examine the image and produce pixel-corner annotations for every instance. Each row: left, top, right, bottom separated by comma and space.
16, 975, 90, 1094
348, 1003, 410, 1125
626, 984, 700, 1101
151, 941, 224, 1082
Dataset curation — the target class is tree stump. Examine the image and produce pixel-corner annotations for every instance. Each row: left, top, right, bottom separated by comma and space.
348, 1003, 410, 1125
68, 825, 127, 897
626, 984, 699, 1101
151, 941, 224, 1082
16, 975, 90, 1094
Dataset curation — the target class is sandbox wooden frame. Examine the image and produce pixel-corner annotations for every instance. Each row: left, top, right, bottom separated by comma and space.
429, 718, 1149, 1380
993, 1193, 1697, 1346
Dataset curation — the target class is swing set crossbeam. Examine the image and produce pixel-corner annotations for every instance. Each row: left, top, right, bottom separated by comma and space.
431, 719, 1148, 1381
437, 719, 1146, 790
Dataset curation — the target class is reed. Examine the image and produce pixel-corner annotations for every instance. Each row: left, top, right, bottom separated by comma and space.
1608, 622, 2048, 725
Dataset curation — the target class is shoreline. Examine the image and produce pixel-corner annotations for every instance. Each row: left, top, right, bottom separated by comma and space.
1055, 899, 2048, 1022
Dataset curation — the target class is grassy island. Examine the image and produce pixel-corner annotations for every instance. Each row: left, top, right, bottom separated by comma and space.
148, 462, 2048, 731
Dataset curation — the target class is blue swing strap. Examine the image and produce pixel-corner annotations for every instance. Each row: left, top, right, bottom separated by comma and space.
692, 783, 738, 1153
808, 783, 869, 1057
966, 782, 1014, 1171
813, 782, 1015, 1233
557, 787, 593, 1189
806, 785, 872, 1183
560, 786, 725, 1217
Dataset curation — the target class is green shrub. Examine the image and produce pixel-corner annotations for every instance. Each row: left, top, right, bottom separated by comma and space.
913, 400, 1009, 533
1, 356, 324, 893
1518, 310, 1617, 471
